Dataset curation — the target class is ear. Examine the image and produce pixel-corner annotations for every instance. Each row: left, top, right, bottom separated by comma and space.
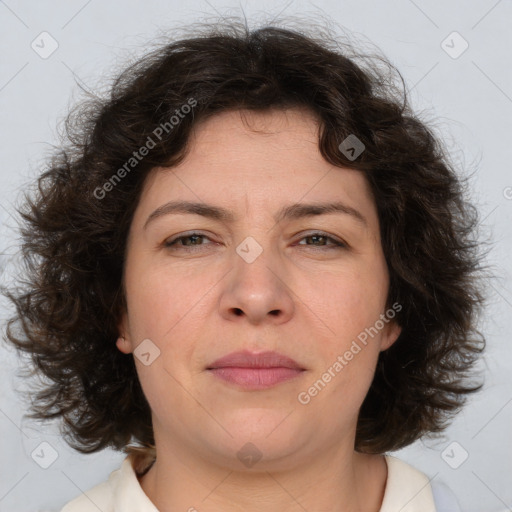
116, 335, 133, 354
380, 320, 402, 352
116, 313, 133, 354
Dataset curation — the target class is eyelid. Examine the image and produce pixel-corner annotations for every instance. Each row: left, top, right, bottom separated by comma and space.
294, 230, 347, 248
164, 230, 348, 250
164, 230, 215, 246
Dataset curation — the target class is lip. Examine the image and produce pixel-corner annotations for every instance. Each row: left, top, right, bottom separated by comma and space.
208, 350, 303, 370
207, 350, 305, 390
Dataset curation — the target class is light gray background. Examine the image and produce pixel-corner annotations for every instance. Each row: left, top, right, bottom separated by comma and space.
0, 1, 511, 511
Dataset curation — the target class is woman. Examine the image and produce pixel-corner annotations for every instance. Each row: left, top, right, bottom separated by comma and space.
4, 18, 485, 512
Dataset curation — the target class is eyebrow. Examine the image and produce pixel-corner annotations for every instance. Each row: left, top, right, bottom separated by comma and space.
143, 200, 368, 230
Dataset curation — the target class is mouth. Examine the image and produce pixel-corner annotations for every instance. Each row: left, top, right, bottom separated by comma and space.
206, 350, 306, 390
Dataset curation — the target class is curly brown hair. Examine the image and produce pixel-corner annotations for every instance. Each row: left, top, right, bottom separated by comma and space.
3, 18, 486, 468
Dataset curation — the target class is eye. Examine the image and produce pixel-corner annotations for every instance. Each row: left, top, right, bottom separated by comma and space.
163, 231, 347, 252
295, 232, 347, 250
164, 232, 214, 250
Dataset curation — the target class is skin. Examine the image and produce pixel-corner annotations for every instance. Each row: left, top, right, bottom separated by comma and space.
117, 107, 402, 512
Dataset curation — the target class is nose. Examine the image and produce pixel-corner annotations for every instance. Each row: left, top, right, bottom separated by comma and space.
218, 241, 295, 325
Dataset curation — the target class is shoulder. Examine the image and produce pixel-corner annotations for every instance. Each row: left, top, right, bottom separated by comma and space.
60, 455, 157, 512
60, 477, 115, 512
380, 455, 460, 512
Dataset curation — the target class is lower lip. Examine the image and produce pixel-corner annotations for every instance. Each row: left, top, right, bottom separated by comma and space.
208, 367, 304, 389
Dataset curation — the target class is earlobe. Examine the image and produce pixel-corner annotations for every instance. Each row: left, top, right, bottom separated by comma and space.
116, 311, 132, 354
116, 335, 133, 354
381, 321, 402, 352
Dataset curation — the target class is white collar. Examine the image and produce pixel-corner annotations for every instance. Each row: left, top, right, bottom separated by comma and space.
380, 455, 436, 512
62, 453, 436, 511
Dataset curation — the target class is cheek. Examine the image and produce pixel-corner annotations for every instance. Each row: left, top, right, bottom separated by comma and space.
320, 267, 388, 341
309, 262, 389, 397
125, 259, 204, 339
124, 261, 213, 384
125, 268, 201, 421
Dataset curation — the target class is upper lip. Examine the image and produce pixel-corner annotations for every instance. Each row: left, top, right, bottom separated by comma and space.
207, 350, 304, 370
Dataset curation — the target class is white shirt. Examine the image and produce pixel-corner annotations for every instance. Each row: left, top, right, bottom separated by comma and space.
60, 454, 460, 511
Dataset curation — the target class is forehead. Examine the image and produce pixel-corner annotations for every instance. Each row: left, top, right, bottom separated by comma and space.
190, 107, 322, 147
134, 108, 379, 232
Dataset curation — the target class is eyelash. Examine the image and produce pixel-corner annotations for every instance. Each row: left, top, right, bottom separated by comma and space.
164, 231, 347, 251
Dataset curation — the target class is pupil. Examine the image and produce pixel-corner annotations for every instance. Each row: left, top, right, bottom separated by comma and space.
187, 235, 201, 245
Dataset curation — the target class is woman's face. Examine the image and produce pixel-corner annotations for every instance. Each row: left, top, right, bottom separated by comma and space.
117, 108, 401, 470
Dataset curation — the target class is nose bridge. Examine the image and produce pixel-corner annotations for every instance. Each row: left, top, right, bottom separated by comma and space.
234, 234, 279, 288
219, 232, 294, 324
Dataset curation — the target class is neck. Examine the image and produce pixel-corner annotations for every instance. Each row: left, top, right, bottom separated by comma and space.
138, 439, 387, 512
